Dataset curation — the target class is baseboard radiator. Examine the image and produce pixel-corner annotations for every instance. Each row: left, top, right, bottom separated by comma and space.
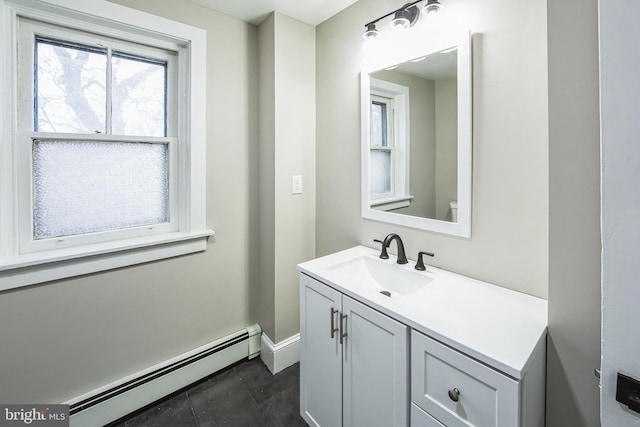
66, 324, 262, 427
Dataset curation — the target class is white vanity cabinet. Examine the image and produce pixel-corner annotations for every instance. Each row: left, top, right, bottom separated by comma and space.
300, 274, 408, 427
298, 245, 547, 427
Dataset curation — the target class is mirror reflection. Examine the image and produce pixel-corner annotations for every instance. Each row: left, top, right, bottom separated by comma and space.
368, 48, 458, 222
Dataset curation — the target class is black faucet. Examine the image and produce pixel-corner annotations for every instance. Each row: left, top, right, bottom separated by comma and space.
374, 233, 408, 264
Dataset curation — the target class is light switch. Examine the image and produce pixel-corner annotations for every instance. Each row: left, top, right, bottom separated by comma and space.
292, 175, 302, 194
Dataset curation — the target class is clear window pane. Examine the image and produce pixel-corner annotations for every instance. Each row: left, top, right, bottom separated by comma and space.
33, 140, 169, 239
370, 150, 391, 195
371, 101, 388, 147
112, 53, 167, 137
35, 38, 107, 133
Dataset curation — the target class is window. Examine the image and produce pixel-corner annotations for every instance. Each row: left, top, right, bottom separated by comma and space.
370, 95, 393, 199
34, 35, 169, 136
20, 21, 178, 252
0, 0, 210, 290
369, 78, 412, 211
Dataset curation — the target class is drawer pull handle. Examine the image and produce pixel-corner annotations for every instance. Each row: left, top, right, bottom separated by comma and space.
330, 308, 339, 338
448, 388, 460, 402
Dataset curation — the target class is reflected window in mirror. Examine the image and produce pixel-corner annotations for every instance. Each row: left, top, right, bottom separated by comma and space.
369, 79, 412, 211
369, 54, 457, 221
360, 31, 472, 237
370, 97, 392, 196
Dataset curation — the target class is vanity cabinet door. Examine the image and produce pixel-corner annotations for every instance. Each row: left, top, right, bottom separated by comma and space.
411, 331, 519, 427
411, 403, 445, 427
300, 274, 343, 427
342, 295, 408, 427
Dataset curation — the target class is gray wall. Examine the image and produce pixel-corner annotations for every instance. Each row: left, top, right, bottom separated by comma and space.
435, 79, 458, 221
547, 0, 602, 424
0, 0, 259, 403
258, 13, 316, 343
317, 0, 549, 298
257, 13, 277, 342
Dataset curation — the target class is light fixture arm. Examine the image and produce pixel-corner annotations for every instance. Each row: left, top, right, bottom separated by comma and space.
363, 0, 426, 28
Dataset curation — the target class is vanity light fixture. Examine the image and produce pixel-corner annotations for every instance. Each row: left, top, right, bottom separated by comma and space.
363, 0, 444, 39
423, 0, 443, 14
391, 4, 420, 30
363, 23, 380, 39
390, 9, 411, 30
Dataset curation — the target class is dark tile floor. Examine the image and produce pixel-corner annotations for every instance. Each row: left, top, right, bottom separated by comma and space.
107, 357, 307, 427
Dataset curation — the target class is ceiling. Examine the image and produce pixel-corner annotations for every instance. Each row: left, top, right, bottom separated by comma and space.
392, 49, 457, 81
188, 0, 359, 26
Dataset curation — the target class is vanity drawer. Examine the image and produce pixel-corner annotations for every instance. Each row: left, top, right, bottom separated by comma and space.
411, 331, 520, 427
411, 403, 445, 427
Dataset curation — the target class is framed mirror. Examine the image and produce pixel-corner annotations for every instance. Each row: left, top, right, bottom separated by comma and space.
361, 30, 471, 237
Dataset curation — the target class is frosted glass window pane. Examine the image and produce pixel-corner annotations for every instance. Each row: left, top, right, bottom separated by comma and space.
370, 150, 391, 195
35, 38, 107, 133
112, 53, 167, 137
33, 141, 169, 239
371, 101, 387, 147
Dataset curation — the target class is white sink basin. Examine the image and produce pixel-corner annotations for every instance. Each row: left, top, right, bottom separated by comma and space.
326, 255, 433, 297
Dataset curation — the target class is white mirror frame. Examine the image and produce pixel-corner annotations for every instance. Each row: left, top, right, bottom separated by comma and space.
361, 30, 472, 237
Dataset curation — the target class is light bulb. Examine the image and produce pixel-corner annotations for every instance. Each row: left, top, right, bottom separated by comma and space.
363, 23, 380, 39
424, 0, 443, 14
390, 10, 410, 30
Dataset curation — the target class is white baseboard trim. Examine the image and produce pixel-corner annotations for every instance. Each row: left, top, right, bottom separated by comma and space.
260, 333, 300, 375
67, 324, 262, 427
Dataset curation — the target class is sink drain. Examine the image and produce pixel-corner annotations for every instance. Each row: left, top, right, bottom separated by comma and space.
380, 290, 391, 297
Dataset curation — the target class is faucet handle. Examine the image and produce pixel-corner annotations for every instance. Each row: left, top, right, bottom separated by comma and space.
373, 239, 390, 259
415, 251, 435, 271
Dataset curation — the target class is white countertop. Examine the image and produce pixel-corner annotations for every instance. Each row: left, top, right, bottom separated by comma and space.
297, 245, 548, 380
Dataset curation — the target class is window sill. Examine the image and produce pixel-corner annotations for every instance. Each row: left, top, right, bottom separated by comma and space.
0, 230, 214, 291
370, 195, 414, 211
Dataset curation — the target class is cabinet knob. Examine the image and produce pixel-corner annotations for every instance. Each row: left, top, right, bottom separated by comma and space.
448, 388, 460, 402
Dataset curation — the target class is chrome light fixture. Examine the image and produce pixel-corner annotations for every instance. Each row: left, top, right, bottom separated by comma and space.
391, 3, 420, 30
390, 9, 411, 30
424, 0, 443, 14
363, 23, 380, 39
363, 0, 444, 39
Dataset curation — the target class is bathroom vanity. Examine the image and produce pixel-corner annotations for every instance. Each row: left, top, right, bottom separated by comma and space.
298, 245, 547, 427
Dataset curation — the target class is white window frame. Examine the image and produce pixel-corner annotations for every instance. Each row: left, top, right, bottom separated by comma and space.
0, 0, 212, 291
369, 78, 412, 211
18, 19, 179, 252
369, 94, 394, 199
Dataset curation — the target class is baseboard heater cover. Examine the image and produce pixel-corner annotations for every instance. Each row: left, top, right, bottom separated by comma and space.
66, 324, 261, 427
